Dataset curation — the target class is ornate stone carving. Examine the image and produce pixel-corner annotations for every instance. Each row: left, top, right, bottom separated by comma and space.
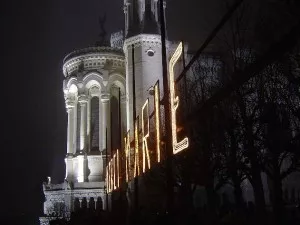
124, 34, 162, 50
78, 95, 88, 103
62, 48, 125, 77
89, 86, 100, 96
110, 31, 124, 49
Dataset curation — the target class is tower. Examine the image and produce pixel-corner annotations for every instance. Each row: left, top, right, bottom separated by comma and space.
40, 46, 126, 224
123, 0, 166, 133
62, 47, 126, 183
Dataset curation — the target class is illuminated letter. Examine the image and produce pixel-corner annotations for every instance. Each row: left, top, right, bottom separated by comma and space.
113, 153, 117, 190
154, 81, 161, 163
134, 118, 140, 177
169, 42, 189, 155
124, 132, 131, 182
106, 165, 109, 193
117, 149, 120, 188
142, 99, 151, 172
109, 161, 113, 192
107, 163, 111, 193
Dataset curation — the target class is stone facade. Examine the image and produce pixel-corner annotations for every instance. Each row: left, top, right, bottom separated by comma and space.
40, 1, 165, 224
40, 46, 126, 224
41, 1, 300, 224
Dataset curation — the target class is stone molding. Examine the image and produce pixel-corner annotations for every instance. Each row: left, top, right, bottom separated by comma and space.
42, 187, 105, 223
65, 99, 75, 109
78, 95, 88, 103
86, 155, 103, 161
43, 186, 105, 194
63, 53, 125, 77
124, 34, 162, 50
101, 94, 110, 101
63, 46, 123, 63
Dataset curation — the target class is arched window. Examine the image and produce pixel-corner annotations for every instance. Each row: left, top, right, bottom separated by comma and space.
74, 198, 80, 211
96, 197, 103, 211
110, 86, 121, 152
76, 104, 81, 152
82, 197, 87, 209
90, 97, 100, 151
89, 197, 95, 210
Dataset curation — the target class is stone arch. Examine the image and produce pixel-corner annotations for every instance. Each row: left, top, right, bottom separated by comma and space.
96, 197, 103, 211
83, 74, 103, 154
69, 84, 78, 94
74, 198, 80, 211
83, 72, 104, 93
64, 77, 79, 91
107, 73, 126, 95
90, 96, 100, 151
89, 197, 95, 210
108, 73, 126, 151
82, 197, 87, 209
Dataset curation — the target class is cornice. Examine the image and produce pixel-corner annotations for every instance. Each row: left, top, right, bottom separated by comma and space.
63, 46, 124, 63
124, 34, 162, 50
63, 53, 125, 77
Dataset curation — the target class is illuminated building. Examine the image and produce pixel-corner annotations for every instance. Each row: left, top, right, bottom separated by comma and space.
40, 1, 300, 224
40, 1, 169, 224
40, 44, 126, 225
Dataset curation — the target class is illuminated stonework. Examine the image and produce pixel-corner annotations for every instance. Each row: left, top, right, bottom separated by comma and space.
42, 1, 191, 223
106, 150, 120, 192
124, 132, 131, 182
142, 99, 151, 172
154, 82, 161, 163
40, 180, 106, 225
41, 44, 126, 225
134, 119, 140, 177
169, 42, 189, 155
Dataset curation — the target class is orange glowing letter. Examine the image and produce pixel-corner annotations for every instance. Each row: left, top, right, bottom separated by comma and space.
169, 42, 189, 155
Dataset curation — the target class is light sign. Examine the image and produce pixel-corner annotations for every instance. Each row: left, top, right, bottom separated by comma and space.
134, 118, 140, 177
142, 99, 151, 173
106, 42, 189, 193
106, 149, 120, 192
169, 42, 189, 155
124, 132, 131, 182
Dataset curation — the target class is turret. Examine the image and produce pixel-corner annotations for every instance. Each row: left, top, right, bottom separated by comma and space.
124, 0, 166, 133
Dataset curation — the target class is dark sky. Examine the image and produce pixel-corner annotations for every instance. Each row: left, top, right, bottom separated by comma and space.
0, 0, 223, 217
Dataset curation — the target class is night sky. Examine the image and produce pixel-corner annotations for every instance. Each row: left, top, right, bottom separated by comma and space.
1, 0, 222, 218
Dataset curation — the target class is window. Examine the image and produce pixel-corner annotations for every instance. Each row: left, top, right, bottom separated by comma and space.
147, 49, 155, 57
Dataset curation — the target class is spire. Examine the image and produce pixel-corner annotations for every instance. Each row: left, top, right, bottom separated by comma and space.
142, 0, 160, 34
95, 14, 110, 47
126, 0, 141, 38
124, 0, 164, 38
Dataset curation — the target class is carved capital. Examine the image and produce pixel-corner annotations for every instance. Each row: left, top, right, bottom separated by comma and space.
101, 94, 110, 102
66, 100, 75, 111
121, 94, 126, 103
65, 153, 74, 158
78, 95, 88, 104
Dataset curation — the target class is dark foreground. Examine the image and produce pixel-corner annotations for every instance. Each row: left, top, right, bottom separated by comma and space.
46, 204, 300, 225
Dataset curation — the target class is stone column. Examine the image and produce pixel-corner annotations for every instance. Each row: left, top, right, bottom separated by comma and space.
87, 198, 90, 209
66, 99, 75, 155
121, 94, 127, 148
79, 95, 88, 152
86, 98, 91, 153
79, 198, 82, 208
94, 198, 98, 210
65, 98, 75, 181
101, 95, 109, 153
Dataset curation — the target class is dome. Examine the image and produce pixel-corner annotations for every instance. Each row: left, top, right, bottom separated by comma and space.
62, 46, 125, 77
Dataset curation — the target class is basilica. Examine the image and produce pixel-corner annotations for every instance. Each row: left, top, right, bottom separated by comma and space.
40, 1, 170, 224
40, 1, 300, 224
